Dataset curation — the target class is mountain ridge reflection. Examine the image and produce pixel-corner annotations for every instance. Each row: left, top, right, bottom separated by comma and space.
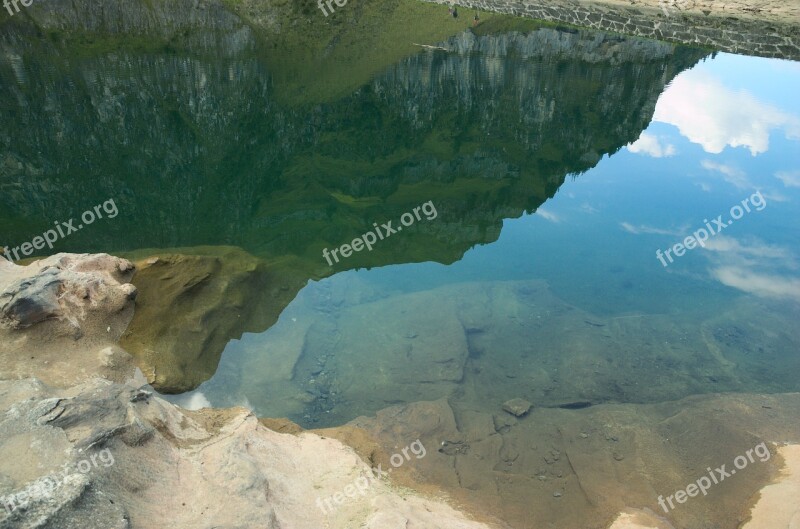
0, 24, 709, 391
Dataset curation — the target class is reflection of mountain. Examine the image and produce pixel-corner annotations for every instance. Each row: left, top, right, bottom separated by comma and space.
0, 12, 708, 390
0, 24, 706, 269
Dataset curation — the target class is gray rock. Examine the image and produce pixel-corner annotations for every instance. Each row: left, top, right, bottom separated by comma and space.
0, 254, 136, 331
502, 398, 533, 417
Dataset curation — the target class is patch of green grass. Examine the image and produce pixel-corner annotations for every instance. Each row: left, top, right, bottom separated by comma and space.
38, 29, 174, 58
223, 0, 524, 105
329, 191, 383, 208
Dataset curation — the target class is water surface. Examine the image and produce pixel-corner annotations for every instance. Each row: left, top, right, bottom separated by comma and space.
176, 52, 800, 427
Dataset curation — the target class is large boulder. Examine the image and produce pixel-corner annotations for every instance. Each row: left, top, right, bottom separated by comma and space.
0, 254, 138, 387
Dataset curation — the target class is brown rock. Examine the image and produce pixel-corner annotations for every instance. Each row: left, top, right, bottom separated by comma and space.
258, 417, 304, 435
118, 246, 305, 393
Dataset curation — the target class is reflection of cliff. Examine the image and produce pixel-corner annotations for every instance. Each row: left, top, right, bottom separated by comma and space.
0, 13, 708, 391
0, 26, 706, 269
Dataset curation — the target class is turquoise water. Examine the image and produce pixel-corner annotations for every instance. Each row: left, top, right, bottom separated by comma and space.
178, 53, 800, 426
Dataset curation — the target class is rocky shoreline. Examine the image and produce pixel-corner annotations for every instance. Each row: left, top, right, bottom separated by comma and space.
422, 0, 800, 60
2, 253, 800, 529
0, 254, 496, 529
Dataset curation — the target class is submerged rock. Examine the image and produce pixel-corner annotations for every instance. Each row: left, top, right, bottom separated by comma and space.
502, 398, 533, 417
352, 392, 800, 529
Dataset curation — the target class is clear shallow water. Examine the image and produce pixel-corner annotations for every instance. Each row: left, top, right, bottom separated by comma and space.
177, 53, 800, 426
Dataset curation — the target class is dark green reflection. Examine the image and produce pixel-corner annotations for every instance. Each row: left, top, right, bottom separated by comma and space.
1, 22, 707, 276
0, 15, 708, 391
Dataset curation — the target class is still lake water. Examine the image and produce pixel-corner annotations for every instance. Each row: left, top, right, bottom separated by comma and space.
178, 52, 800, 427
1, 22, 799, 430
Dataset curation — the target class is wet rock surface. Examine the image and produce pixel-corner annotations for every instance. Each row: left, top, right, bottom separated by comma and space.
351, 393, 800, 529
0, 254, 495, 529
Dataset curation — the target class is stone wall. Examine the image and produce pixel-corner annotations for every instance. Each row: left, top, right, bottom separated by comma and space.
421, 0, 800, 60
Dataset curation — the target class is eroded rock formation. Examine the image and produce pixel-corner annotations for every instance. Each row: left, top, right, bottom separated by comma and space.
0, 255, 495, 529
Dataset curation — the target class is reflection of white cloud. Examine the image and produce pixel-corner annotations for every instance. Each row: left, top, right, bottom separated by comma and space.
177, 391, 212, 410
237, 396, 254, 411
696, 182, 712, 192
580, 203, 599, 214
654, 71, 800, 155
776, 170, 800, 188
700, 160, 751, 189
711, 267, 800, 301
620, 222, 684, 236
537, 209, 560, 223
627, 132, 676, 158
704, 236, 790, 260
762, 191, 791, 203
702, 235, 800, 302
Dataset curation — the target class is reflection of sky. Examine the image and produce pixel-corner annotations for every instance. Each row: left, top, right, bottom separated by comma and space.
349, 53, 800, 314
615, 53, 800, 302
186, 52, 800, 413
650, 66, 800, 155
